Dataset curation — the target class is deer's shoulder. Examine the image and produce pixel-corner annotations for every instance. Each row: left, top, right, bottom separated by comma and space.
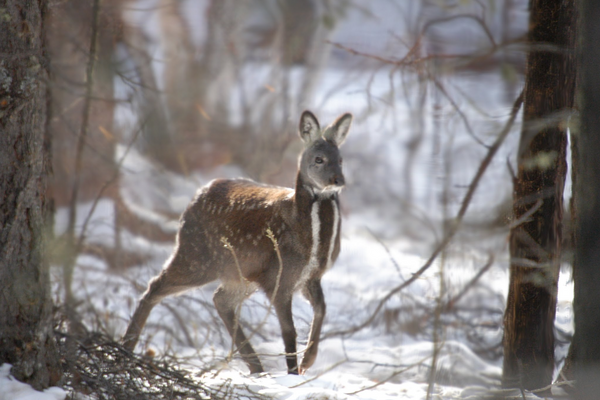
192, 178, 294, 209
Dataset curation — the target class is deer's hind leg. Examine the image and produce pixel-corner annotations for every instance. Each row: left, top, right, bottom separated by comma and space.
123, 253, 217, 351
260, 272, 298, 375
213, 282, 264, 374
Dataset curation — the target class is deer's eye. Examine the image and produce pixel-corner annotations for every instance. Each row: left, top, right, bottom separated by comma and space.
315, 157, 324, 164
339, 158, 343, 165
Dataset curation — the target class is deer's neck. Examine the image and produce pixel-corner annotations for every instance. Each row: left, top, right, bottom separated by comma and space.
293, 172, 341, 279
294, 172, 339, 211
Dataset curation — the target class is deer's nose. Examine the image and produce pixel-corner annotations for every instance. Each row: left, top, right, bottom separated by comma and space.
332, 175, 345, 186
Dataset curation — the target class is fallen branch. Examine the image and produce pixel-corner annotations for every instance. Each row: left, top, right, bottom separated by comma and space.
56, 330, 234, 400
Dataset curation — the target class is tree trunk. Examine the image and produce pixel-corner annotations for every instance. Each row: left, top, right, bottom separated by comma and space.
573, 0, 600, 397
502, 0, 576, 390
0, 0, 62, 390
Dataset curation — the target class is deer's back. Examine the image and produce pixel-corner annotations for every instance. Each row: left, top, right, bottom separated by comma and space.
175, 179, 309, 284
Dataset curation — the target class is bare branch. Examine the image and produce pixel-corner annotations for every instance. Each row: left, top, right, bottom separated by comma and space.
76, 118, 145, 252
325, 89, 524, 339
346, 355, 431, 395
63, 0, 102, 324
443, 254, 495, 312
429, 73, 489, 148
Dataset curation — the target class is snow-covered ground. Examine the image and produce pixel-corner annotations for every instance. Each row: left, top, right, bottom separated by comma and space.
0, 365, 66, 400
1, 198, 574, 399
1, 138, 573, 399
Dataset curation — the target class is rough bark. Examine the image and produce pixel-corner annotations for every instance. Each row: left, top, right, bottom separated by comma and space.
0, 0, 62, 389
502, 0, 577, 390
573, 0, 600, 397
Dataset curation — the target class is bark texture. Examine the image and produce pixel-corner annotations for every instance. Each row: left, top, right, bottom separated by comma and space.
573, 0, 600, 397
502, 0, 576, 390
0, 0, 61, 390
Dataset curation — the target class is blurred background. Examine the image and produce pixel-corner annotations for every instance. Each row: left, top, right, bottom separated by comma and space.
48, 0, 528, 252
46, 0, 575, 391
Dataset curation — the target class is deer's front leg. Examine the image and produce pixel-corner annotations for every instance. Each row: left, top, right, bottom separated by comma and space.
299, 278, 326, 374
270, 291, 298, 374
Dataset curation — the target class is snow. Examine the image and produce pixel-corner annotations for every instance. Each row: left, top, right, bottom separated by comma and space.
38, 164, 573, 399
0, 365, 66, 400
5, 149, 575, 397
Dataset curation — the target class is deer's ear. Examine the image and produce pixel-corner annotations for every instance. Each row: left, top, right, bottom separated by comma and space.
323, 113, 352, 146
299, 110, 321, 144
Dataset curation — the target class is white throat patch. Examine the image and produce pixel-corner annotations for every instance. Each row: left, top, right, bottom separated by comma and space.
297, 201, 321, 289
326, 201, 339, 269
309, 200, 321, 269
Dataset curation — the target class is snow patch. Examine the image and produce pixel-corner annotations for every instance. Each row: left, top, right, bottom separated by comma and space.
0, 364, 66, 400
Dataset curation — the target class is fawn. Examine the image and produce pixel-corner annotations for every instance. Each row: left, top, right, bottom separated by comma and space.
123, 110, 353, 374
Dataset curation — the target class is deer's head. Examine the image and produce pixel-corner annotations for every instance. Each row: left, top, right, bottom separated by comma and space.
298, 111, 353, 195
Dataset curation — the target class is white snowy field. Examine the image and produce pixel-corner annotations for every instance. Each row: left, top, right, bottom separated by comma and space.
1, 141, 574, 399
0, 193, 574, 400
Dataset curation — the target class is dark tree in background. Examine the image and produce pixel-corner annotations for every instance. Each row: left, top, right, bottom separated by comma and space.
502, 0, 576, 390
573, 0, 600, 397
0, 0, 62, 390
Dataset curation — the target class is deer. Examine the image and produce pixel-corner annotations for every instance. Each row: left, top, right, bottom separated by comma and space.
122, 110, 353, 375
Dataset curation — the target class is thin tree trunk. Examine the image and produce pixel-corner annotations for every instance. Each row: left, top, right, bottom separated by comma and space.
0, 0, 61, 389
573, 0, 600, 397
502, 0, 576, 390
48, 0, 118, 206
124, 24, 177, 170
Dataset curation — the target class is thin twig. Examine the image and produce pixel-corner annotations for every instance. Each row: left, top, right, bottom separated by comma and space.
421, 14, 497, 48
265, 228, 284, 306
429, 73, 489, 148
443, 254, 494, 312
366, 227, 403, 277
66, 0, 101, 243
221, 237, 249, 288
346, 355, 431, 395
219, 228, 286, 363
76, 117, 145, 252
245, 228, 285, 355
288, 359, 347, 388
508, 199, 543, 230
161, 302, 196, 348
220, 238, 250, 361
